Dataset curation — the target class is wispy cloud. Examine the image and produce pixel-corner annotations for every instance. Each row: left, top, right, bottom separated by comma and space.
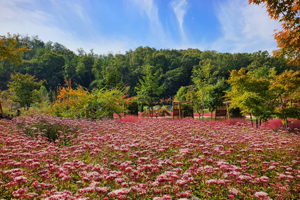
212, 0, 281, 54
171, 0, 188, 42
129, 0, 167, 46
0, 0, 281, 55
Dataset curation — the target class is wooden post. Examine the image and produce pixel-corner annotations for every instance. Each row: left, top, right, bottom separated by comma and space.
172, 102, 174, 119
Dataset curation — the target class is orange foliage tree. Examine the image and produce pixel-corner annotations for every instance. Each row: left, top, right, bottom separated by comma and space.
249, 0, 300, 66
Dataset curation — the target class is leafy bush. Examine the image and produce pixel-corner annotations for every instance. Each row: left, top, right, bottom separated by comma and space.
141, 107, 170, 117
47, 80, 127, 119
262, 119, 300, 133
228, 107, 244, 118
126, 101, 139, 116
182, 103, 194, 117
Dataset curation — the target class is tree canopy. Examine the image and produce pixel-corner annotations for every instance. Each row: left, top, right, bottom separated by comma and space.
135, 66, 165, 104
8, 72, 44, 110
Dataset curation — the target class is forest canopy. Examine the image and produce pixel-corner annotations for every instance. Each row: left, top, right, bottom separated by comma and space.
0, 35, 298, 99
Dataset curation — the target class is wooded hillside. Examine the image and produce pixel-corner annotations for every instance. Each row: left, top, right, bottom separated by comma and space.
0, 35, 297, 98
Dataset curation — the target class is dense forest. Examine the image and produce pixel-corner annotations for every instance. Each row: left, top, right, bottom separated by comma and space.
0, 35, 298, 99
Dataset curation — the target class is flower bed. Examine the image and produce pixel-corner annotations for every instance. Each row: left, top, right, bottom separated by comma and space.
0, 115, 300, 199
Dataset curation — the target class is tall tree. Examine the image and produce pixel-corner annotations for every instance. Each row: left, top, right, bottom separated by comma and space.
135, 66, 164, 117
175, 86, 188, 101
207, 79, 227, 119
192, 63, 218, 120
249, 0, 300, 65
35, 51, 65, 91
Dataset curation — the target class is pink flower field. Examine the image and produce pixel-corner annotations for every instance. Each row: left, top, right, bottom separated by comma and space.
1, 115, 300, 199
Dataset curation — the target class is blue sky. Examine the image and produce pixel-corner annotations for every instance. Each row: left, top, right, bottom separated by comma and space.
0, 0, 281, 55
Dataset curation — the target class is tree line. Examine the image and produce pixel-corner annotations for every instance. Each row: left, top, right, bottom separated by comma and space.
0, 35, 298, 99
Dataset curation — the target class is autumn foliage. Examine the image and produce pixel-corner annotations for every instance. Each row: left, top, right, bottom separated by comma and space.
249, 0, 300, 65
47, 79, 127, 119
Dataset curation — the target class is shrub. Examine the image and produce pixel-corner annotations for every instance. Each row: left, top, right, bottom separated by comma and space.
47, 80, 127, 119
262, 119, 300, 133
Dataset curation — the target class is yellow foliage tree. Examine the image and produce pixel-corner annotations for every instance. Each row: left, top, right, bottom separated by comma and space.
48, 79, 127, 119
0, 33, 29, 115
0, 33, 29, 66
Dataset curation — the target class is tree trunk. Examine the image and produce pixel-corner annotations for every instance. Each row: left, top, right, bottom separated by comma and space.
250, 113, 253, 127
202, 110, 204, 121
256, 118, 258, 129
0, 99, 3, 117
259, 119, 262, 127
149, 102, 152, 118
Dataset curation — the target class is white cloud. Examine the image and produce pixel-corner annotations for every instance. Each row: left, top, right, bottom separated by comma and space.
0, 0, 131, 55
171, 0, 188, 42
212, 0, 281, 54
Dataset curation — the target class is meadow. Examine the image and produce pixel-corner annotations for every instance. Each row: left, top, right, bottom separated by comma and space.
0, 115, 300, 199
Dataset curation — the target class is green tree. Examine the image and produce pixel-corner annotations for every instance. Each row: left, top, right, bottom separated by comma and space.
226, 68, 275, 127
269, 70, 300, 128
76, 55, 94, 88
135, 66, 165, 117
192, 63, 218, 120
175, 86, 188, 101
207, 79, 227, 119
8, 72, 44, 110
33, 51, 65, 91
185, 85, 203, 119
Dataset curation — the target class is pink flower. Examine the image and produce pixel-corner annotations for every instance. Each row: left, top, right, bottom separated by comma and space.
240, 160, 247, 165
254, 191, 268, 198
162, 195, 172, 200
259, 176, 269, 183
206, 179, 216, 185
268, 166, 276, 170
14, 176, 28, 184
108, 188, 131, 197
229, 188, 239, 195
95, 187, 110, 193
